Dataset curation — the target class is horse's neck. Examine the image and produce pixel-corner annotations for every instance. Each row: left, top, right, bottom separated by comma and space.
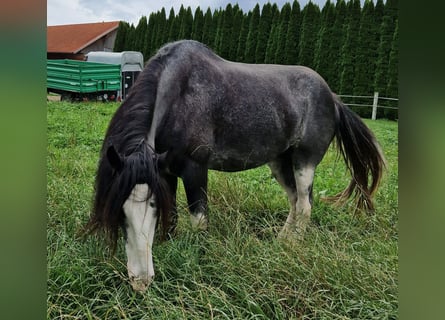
114, 101, 157, 151
146, 100, 169, 150
146, 129, 156, 149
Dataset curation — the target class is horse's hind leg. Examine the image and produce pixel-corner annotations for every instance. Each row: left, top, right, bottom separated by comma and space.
268, 151, 298, 239
270, 150, 316, 240
291, 162, 315, 239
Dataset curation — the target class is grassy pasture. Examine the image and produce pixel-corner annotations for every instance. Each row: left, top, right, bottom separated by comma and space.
47, 101, 398, 319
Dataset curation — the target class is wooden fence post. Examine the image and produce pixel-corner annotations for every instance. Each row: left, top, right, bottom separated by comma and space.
372, 92, 379, 120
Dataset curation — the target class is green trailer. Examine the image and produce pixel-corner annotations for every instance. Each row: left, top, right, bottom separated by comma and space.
47, 59, 121, 101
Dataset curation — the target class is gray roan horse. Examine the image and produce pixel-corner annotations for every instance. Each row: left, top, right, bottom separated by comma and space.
86, 40, 385, 291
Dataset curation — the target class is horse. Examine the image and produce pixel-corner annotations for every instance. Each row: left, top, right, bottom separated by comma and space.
86, 40, 385, 291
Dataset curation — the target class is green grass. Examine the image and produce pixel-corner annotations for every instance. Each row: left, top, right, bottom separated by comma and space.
47, 101, 398, 319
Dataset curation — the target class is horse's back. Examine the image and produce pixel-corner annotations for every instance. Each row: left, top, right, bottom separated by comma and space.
156, 40, 334, 119
154, 41, 337, 170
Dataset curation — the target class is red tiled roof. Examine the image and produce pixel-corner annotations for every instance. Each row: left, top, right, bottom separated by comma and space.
47, 21, 120, 53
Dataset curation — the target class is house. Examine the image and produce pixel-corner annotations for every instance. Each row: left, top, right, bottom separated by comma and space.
47, 21, 120, 60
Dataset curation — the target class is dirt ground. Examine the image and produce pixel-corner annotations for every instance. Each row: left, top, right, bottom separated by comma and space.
47, 95, 61, 101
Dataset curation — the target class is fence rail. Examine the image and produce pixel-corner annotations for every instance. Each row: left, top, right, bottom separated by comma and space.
338, 92, 398, 120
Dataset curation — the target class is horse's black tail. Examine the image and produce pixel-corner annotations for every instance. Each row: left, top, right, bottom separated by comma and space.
327, 95, 386, 212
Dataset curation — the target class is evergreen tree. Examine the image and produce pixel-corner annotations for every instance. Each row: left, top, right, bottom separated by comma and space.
314, 0, 335, 82
385, 0, 398, 25
175, 5, 187, 40
168, 7, 180, 42
265, 23, 278, 64
144, 13, 156, 58
255, 3, 273, 63
201, 8, 214, 46
384, 0, 398, 59
209, 10, 222, 51
148, 12, 158, 54
284, 0, 301, 65
385, 21, 398, 120
236, 12, 251, 62
339, 0, 361, 95
133, 16, 148, 53
339, 27, 354, 95
374, 0, 385, 30
353, 0, 377, 118
298, 1, 321, 69
219, 4, 234, 59
328, 0, 347, 92
274, 2, 291, 64
244, 4, 260, 63
146, 12, 159, 56
124, 23, 136, 50
154, 8, 167, 49
265, 5, 280, 64
372, 0, 386, 98
374, 15, 393, 99
192, 7, 204, 41
229, 5, 244, 61
213, 9, 224, 53
114, 21, 129, 52
164, 8, 174, 42
179, 6, 193, 39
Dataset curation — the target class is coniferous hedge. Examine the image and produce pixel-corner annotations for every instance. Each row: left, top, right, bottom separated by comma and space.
114, 0, 398, 119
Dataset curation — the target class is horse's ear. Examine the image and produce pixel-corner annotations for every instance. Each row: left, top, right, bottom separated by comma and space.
107, 144, 124, 172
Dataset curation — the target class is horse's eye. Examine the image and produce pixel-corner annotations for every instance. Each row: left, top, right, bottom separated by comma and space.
149, 201, 156, 208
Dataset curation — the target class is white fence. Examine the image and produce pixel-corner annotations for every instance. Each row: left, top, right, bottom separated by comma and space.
338, 92, 398, 120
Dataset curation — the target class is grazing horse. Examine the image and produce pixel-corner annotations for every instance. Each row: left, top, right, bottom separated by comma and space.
86, 40, 385, 291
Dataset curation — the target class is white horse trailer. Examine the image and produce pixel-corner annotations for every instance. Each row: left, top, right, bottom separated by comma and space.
86, 51, 144, 100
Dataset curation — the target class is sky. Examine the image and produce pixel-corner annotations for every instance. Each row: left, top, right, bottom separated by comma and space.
47, 0, 332, 26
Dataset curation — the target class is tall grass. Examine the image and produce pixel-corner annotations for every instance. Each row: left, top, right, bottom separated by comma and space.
47, 101, 398, 319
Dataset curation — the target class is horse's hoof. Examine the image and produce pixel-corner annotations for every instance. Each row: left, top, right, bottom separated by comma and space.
190, 213, 208, 231
129, 276, 153, 292
278, 226, 304, 243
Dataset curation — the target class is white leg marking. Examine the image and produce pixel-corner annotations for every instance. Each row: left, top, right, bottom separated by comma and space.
276, 166, 314, 240
190, 211, 208, 231
293, 167, 314, 237
123, 184, 157, 291
278, 185, 298, 240
268, 161, 299, 239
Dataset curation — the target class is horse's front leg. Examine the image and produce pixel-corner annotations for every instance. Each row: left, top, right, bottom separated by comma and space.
181, 160, 209, 230
163, 173, 178, 238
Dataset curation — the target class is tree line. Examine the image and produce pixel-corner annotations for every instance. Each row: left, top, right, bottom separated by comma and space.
114, 0, 398, 119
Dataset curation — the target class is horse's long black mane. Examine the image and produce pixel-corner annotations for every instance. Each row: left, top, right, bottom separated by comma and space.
86, 51, 171, 248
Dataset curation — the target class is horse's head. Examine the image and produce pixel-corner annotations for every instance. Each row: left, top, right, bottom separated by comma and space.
88, 141, 171, 291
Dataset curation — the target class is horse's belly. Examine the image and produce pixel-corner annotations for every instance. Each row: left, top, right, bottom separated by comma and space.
183, 108, 299, 171
206, 146, 285, 172
207, 157, 264, 172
